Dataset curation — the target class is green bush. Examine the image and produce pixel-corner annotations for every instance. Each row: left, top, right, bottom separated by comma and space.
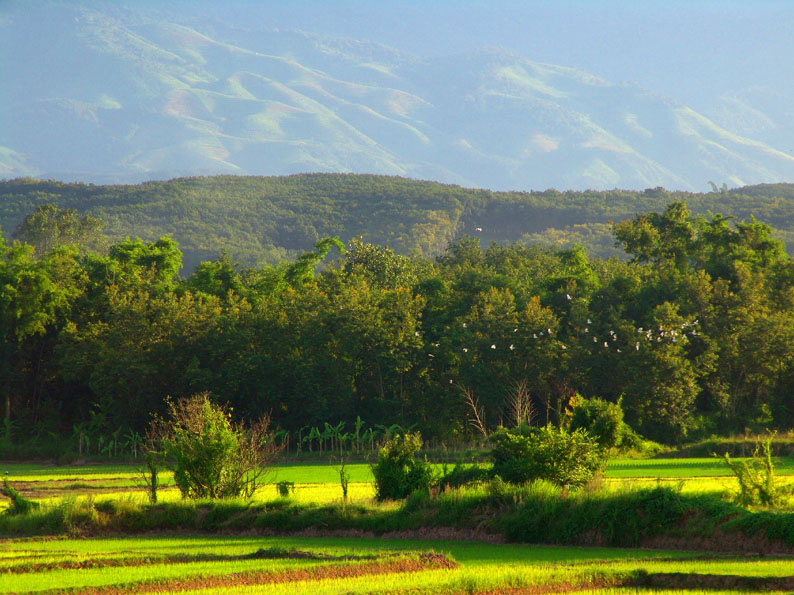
372, 432, 433, 500
490, 425, 605, 487
1, 478, 40, 515
721, 433, 792, 507
437, 463, 491, 490
152, 393, 280, 500
568, 396, 625, 450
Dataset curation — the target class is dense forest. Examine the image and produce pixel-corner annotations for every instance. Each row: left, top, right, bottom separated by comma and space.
3, 176, 794, 272
2, 195, 794, 456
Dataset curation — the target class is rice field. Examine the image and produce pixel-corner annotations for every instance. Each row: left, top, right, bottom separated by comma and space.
4, 456, 794, 508
2, 534, 793, 594
2, 457, 794, 593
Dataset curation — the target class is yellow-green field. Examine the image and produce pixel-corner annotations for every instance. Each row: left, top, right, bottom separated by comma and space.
2, 534, 793, 594
4, 457, 794, 509
2, 458, 794, 593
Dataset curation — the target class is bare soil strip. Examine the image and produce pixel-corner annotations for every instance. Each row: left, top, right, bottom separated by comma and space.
640, 571, 794, 591
32, 553, 455, 595
478, 570, 794, 594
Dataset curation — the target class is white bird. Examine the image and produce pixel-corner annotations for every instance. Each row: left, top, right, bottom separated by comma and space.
509, 344, 515, 350
635, 342, 640, 350
603, 341, 608, 347
547, 328, 552, 334
566, 294, 572, 301
491, 344, 497, 350
593, 337, 597, 343
533, 333, 538, 339
463, 348, 468, 353
475, 227, 483, 232
587, 319, 592, 325
462, 322, 467, 328
513, 328, 518, 333
415, 331, 421, 337
561, 344, 567, 350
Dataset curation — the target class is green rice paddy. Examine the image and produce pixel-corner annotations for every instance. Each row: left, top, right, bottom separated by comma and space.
2, 457, 794, 593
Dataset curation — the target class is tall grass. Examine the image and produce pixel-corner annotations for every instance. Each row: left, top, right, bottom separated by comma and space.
3, 481, 794, 551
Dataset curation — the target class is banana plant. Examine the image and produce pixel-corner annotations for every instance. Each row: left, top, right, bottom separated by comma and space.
72, 423, 87, 456
354, 416, 365, 453
123, 430, 142, 458
297, 426, 311, 455
305, 426, 321, 453
337, 431, 350, 455
363, 427, 378, 453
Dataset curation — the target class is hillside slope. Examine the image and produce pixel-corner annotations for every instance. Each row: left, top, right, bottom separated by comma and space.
3, 175, 794, 270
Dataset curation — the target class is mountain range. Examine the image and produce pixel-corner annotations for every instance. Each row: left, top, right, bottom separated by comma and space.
3, 2, 794, 192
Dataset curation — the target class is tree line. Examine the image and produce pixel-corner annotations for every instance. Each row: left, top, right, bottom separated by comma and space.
2, 200, 794, 456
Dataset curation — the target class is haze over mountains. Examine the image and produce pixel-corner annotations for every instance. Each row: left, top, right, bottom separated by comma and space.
3, 1, 794, 192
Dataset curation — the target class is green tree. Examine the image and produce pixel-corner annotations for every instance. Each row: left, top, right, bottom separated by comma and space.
490, 425, 605, 487
568, 395, 625, 450
0, 235, 76, 444
12, 204, 104, 257
153, 393, 280, 499
372, 432, 433, 500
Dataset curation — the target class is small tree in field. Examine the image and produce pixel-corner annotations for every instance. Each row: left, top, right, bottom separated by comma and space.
568, 395, 625, 450
150, 393, 281, 499
372, 432, 433, 500
490, 425, 605, 488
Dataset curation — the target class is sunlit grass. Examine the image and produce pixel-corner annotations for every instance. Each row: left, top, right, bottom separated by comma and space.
3, 534, 792, 595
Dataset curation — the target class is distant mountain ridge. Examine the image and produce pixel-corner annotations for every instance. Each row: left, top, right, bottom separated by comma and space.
2, 2, 794, 191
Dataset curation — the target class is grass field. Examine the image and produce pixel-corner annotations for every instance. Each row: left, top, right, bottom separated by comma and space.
4, 457, 794, 509
3, 457, 794, 593
2, 534, 793, 594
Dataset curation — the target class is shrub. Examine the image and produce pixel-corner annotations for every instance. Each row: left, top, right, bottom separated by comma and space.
437, 463, 491, 490
490, 425, 605, 487
275, 481, 294, 497
568, 395, 624, 450
1, 478, 40, 515
721, 432, 790, 507
151, 393, 281, 499
372, 432, 433, 500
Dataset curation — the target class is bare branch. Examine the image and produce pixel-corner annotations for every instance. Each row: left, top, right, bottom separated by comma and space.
506, 378, 535, 428
460, 385, 488, 438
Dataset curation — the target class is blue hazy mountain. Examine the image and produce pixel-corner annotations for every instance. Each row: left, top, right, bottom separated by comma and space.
2, 1, 794, 191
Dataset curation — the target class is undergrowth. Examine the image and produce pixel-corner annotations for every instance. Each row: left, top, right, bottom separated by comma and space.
2, 483, 793, 551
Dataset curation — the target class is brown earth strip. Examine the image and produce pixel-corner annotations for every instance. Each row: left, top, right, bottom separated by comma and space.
478, 570, 794, 594
639, 571, 794, 591
32, 553, 456, 595
640, 529, 794, 555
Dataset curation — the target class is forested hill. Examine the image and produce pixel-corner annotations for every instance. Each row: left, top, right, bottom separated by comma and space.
2, 175, 794, 270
